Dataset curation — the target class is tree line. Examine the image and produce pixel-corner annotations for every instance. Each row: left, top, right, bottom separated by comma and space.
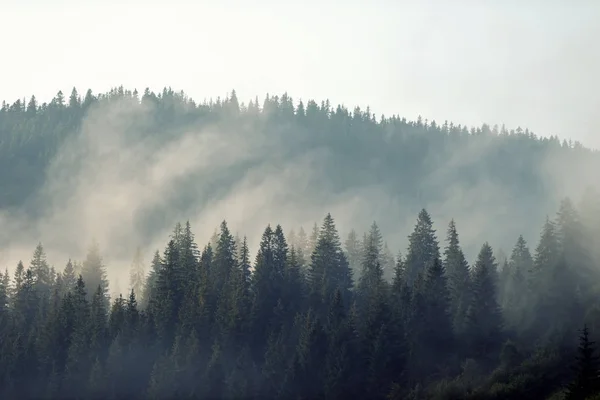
2, 194, 600, 399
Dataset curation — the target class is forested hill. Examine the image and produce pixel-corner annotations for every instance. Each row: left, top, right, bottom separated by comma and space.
4, 87, 600, 399
0, 86, 599, 261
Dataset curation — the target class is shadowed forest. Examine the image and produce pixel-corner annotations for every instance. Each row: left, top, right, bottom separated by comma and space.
2, 88, 600, 399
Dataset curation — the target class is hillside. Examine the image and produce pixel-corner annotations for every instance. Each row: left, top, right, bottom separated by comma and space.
0, 87, 598, 267
3, 87, 600, 399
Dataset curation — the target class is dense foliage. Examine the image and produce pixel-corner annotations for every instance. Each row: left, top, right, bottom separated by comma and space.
1, 197, 600, 399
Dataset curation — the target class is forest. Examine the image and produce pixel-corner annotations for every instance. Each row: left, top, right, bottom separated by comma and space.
2, 88, 600, 399
2, 203, 600, 399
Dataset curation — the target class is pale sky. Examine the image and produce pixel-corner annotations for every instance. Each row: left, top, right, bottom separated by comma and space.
2, 0, 599, 146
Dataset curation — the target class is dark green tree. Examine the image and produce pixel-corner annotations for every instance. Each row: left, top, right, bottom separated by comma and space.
405, 209, 440, 286
566, 325, 600, 400
443, 219, 471, 334
466, 243, 503, 361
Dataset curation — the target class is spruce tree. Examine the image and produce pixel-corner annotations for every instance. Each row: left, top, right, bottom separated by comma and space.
567, 325, 600, 400
503, 235, 533, 332
30, 242, 51, 296
443, 219, 471, 334
143, 250, 162, 308
308, 214, 353, 314
64, 260, 78, 288
81, 241, 109, 308
466, 243, 503, 360
405, 209, 440, 286
345, 228, 363, 281
129, 246, 146, 300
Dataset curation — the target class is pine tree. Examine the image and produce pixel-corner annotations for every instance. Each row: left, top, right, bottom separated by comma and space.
567, 325, 600, 400
30, 242, 51, 296
530, 217, 579, 340
466, 243, 503, 360
309, 222, 319, 255
213, 220, 237, 324
405, 209, 440, 286
422, 258, 453, 356
13, 260, 25, 296
286, 308, 327, 399
151, 240, 181, 348
502, 235, 533, 332
13, 269, 39, 332
382, 241, 396, 282
143, 250, 162, 308
308, 214, 353, 314
64, 276, 91, 398
81, 241, 109, 308
88, 285, 109, 362
443, 220, 471, 334
323, 288, 357, 399
129, 246, 146, 300
0, 269, 9, 317
283, 245, 305, 329
297, 226, 309, 267
249, 225, 286, 357
179, 220, 200, 288
345, 229, 363, 281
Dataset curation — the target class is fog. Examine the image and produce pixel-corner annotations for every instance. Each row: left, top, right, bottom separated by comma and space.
1, 0, 600, 293
0, 93, 598, 296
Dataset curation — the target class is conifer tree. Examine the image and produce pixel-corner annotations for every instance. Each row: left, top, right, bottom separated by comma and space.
129, 246, 146, 299
466, 243, 503, 360
13, 269, 39, 332
309, 222, 319, 255
502, 235, 533, 331
382, 241, 396, 282
566, 325, 600, 400
213, 220, 237, 316
81, 241, 109, 307
443, 219, 471, 334
345, 229, 363, 280
308, 214, 353, 314
323, 288, 357, 399
297, 226, 309, 267
13, 260, 25, 296
422, 258, 453, 356
143, 250, 162, 308
250, 225, 283, 357
30, 242, 51, 296
530, 217, 579, 339
151, 240, 181, 348
405, 209, 440, 286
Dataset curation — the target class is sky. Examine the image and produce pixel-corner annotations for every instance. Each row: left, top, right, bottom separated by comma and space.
2, 0, 599, 147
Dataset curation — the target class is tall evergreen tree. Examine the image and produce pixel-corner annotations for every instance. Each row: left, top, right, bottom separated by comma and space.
405, 209, 440, 286
129, 246, 146, 299
345, 229, 363, 281
443, 219, 471, 334
30, 242, 51, 296
466, 243, 503, 361
81, 241, 109, 307
143, 250, 162, 308
502, 235, 533, 332
566, 325, 600, 400
308, 214, 353, 314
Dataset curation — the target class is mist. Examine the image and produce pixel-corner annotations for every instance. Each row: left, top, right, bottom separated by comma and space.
0, 91, 598, 300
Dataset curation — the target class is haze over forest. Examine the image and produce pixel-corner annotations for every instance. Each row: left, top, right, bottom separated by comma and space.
1, 86, 599, 289
3, 1, 600, 399
3, 87, 600, 399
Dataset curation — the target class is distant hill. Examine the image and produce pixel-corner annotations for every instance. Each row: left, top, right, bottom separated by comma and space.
0, 86, 598, 262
